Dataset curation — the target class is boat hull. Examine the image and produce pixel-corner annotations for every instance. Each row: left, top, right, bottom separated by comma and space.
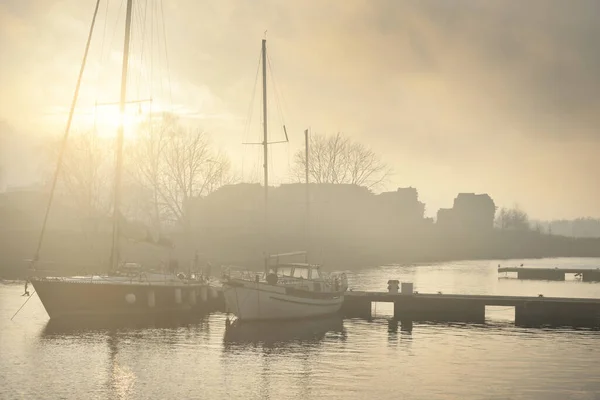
222, 280, 344, 321
31, 278, 210, 320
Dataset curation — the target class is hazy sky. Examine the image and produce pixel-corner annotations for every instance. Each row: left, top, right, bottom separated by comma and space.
1, 0, 599, 219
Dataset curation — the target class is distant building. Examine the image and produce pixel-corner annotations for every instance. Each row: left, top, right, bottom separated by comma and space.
374, 187, 426, 228
184, 182, 430, 252
436, 207, 456, 228
437, 193, 496, 232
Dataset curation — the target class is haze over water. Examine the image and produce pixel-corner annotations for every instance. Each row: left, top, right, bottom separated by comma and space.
3, 257, 600, 400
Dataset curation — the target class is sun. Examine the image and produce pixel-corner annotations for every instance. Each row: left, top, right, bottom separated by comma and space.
92, 106, 142, 140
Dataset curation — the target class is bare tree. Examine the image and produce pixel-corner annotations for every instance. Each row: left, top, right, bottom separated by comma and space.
129, 114, 233, 228
43, 114, 232, 233
292, 132, 392, 190
495, 205, 530, 231
53, 130, 112, 219
126, 114, 171, 230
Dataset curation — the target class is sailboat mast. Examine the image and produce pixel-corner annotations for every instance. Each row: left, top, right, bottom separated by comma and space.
109, 0, 134, 272
262, 38, 269, 270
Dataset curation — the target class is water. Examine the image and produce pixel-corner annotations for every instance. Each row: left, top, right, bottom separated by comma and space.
2, 257, 600, 399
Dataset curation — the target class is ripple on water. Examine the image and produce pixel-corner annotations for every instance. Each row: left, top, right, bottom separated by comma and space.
3, 258, 600, 399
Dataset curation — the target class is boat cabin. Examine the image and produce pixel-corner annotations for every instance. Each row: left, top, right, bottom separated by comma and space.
267, 263, 323, 281
115, 262, 143, 276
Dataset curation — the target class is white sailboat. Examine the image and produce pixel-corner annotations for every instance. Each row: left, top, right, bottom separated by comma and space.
221, 39, 348, 321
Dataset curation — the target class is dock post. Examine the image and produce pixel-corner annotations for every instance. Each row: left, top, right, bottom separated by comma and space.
214, 287, 226, 312
342, 295, 371, 319
517, 269, 565, 281
394, 296, 485, 323
400, 319, 413, 332
582, 270, 600, 282
515, 301, 600, 327
401, 282, 413, 295
394, 282, 414, 320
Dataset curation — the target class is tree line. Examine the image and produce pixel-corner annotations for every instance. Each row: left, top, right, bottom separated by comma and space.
47, 114, 393, 232
45, 114, 595, 239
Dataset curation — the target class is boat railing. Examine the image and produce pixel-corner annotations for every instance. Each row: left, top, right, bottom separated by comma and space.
220, 266, 303, 284
220, 265, 347, 291
327, 271, 349, 292
221, 265, 262, 281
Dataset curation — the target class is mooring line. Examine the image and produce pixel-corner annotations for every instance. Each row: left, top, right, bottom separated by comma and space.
10, 290, 37, 321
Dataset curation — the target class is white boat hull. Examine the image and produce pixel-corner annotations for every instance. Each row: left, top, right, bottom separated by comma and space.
222, 280, 344, 321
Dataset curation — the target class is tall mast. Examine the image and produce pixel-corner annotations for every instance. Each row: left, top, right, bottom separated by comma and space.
262, 38, 269, 270
109, 0, 134, 272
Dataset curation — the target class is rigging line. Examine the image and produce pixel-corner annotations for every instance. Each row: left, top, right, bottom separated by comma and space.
133, 0, 148, 100
93, 100, 98, 132
146, 5, 154, 198
153, 0, 164, 107
244, 51, 263, 140
130, 0, 141, 98
159, 0, 173, 110
266, 52, 287, 138
139, 0, 150, 101
262, 57, 278, 189
10, 290, 37, 321
241, 50, 263, 178
285, 134, 291, 174
137, 4, 147, 101
106, 0, 126, 77
133, 0, 149, 101
97, 0, 124, 124
149, 0, 154, 107
94, 0, 110, 110
99, 0, 110, 64
30, 0, 102, 269
260, 49, 267, 188
127, 2, 137, 98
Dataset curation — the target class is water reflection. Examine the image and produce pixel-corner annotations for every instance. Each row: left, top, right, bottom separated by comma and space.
39, 315, 211, 400
223, 315, 346, 348
40, 314, 205, 337
106, 333, 136, 400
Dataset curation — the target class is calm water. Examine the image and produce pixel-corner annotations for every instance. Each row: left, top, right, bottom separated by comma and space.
2, 257, 600, 400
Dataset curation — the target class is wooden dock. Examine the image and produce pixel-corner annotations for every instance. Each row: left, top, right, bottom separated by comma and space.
498, 266, 600, 281
343, 290, 600, 327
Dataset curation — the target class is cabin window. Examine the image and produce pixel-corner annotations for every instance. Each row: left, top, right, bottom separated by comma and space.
311, 269, 321, 280
293, 268, 309, 279
277, 267, 293, 277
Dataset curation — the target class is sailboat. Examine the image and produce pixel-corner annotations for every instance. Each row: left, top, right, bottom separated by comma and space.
29, 0, 211, 320
221, 39, 348, 321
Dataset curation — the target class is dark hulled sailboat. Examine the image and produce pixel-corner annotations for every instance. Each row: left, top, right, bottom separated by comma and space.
30, 0, 212, 320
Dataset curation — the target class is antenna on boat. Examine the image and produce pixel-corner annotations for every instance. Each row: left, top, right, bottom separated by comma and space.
109, 0, 134, 272
305, 128, 310, 263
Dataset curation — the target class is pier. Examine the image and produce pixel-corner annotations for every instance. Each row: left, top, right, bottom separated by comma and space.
498, 266, 600, 281
342, 289, 600, 327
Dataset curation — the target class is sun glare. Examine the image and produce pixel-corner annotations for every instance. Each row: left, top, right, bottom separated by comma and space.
93, 107, 141, 140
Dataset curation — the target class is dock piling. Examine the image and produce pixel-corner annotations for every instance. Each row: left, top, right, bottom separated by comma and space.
344, 282, 600, 328
498, 266, 600, 282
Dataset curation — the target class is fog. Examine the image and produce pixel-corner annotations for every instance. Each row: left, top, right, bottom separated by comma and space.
2, 1, 600, 219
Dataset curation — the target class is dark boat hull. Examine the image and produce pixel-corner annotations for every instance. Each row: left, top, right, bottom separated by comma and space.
31, 278, 209, 320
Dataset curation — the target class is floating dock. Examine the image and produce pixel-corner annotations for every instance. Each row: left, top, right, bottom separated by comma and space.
342, 290, 600, 327
498, 266, 600, 281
